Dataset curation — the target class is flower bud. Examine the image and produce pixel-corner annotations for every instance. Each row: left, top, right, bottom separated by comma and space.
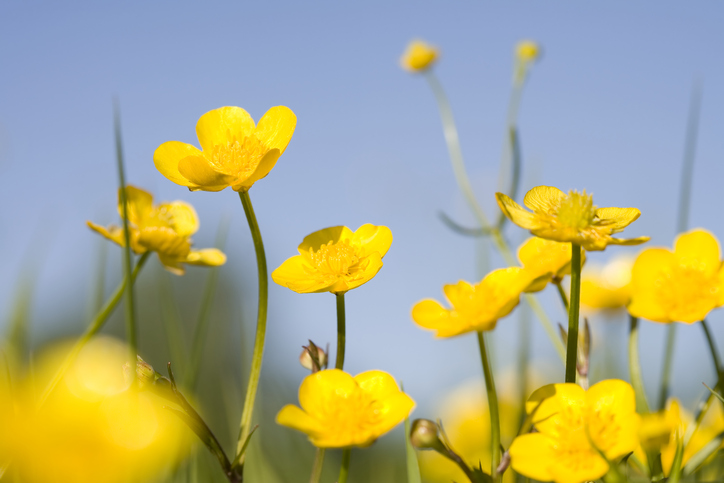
516, 40, 540, 63
299, 341, 327, 373
410, 419, 445, 451
123, 355, 160, 389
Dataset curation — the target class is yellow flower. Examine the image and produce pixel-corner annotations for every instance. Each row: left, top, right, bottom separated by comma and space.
628, 229, 724, 323
411, 268, 534, 337
496, 186, 650, 251
580, 255, 634, 311
516, 40, 541, 64
517, 236, 583, 292
154, 105, 296, 192
510, 380, 640, 483
276, 369, 414, 448
88, 186, 226, 275
400, 39, 439, 72
272, 224, 392, 294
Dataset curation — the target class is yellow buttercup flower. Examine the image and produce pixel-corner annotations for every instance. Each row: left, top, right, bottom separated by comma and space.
272, 224, 392, 294
411, 268, 534, 337
580, 255, 634, 311
154, 105, 296, 192
517, 236, 583, 292
510, 380, 640, 483
516, 40, 541, 64
400, 39, 439, 72
496, 186, 650, 251
276, 369, 414, 448
88, 186, 226, 275
628, 229, 724, 323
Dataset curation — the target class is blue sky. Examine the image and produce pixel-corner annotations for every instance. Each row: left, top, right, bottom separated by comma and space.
2, 1, 724, 412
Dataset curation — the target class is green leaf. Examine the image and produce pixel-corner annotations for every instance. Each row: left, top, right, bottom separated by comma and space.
405, 415, 422, 483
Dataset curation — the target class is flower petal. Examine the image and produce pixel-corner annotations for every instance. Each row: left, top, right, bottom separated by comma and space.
522, 186, 566, 213
627, 248, 675, 323
254, 106, 297, 154
118, 186, 153, 227
372, 391, 415, 437
355, 370, 402, 400
606, 236, 651, 247
411, 299, 465, 337
527, 383, 585, 437
351, 224, 393, 258
276, 404, 323, 436
156, 201, 199, 238
153, 141, 204, 188
509, 433, 557, 482
235, 149, 281, 191
299, 370, 358, 416
272, 255, 335, 294
674, 229, 722, 277
495, 193, 539, 230
342, 251, 384, 293
298, 226, 354, 254
443, 280, 474, 309
177, 156, 236, 191
595, 207, 641, 231
137, 227, 191, 260
157, 253, 186, 276
517, 237, 572, 281
586, 380, 639, 459
196, 106, 255, 154
185, 248, 227, 267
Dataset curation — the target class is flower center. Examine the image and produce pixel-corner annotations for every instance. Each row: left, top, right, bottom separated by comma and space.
320, 391, 383, 441
308, 240, 361, 277
556, 191, 596, 230
209, 135, 268, 180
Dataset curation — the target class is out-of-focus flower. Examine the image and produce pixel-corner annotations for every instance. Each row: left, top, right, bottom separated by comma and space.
496, 186, 650, 251
516, 40, 541, 64
154, 105, 296, 192
581, 255, 635, 311
0, 337, 189, 483
400, 39, 439, 72
628, 229, 724, 324
509, 380, 640, 483
411, 268, 533, 337
276, 369, 414, 448
517, 236, 583, 292
88, 186, 226, 275
272, 224, 392, 294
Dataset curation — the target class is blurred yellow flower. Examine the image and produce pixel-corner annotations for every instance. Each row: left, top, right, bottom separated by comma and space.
510, 380, 640, 483
516, 40, 541, 64
88, 186, 226, 275
276, 369, 414, 448
517, 236, 582, 292
154, 105, 296, 192
580, 255, 635, 311
496, 186, 650, 251
272, 224, 392, 294
1, 337, 189, 483
628, 229, 724, 324
400, 39, 439, 72
411, 268, 533, 337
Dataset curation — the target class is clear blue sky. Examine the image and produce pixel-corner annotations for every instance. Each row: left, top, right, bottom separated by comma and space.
2, 1, 723, 412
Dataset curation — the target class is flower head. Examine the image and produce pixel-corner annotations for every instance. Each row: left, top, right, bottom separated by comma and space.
581, 254, 635, 311
510, 380, 640, 483
516, 40, 541, 64
411, 268, 534, 337
154, 106, 296, 192
496, 186, 649, 251
517, 236, 583, 292
272, 224, 392, 294
276, 369, 414, 448
628, 229, 724, 323
88, 186, 226, 275
400, 39, 439, 72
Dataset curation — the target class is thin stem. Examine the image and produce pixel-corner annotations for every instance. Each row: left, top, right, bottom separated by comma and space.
235, 190, 269, 461
657, 324, 677, 410
38, 252, 150, 407
700, 319, 723, 393
338, 449, 351, 483
309, 448, 325, 483
495, 76, 525, 229
554, 280, 569, 312
335, 293, 346, 370
516, 303, 531, 429
477, 331, 501, 481
628, 316, 651, 413
565, 244, 582, 383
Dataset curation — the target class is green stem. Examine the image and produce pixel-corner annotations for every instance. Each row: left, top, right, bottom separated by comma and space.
565, 244, 582, 383
701, 319, 723, 393
477, 331, 501, 481
628, 316, 650, 413
495, 77, 525, 229
657, 324, 677, 409
516, 304, 531, 428
309, 448, 325, 483
38, 251, 150, 407
335, 293, 346, 370
554, 280, 569, 312
235, 190, 269, 461
338, 449, 351, 483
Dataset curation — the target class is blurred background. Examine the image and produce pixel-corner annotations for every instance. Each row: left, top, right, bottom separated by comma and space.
2, 1, 724, 481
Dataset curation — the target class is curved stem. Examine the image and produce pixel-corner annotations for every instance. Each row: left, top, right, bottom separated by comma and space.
338, 449, 351, 483
38, 251, 150, 407
235, 191, 269, 460
309, 448, 325, 483
335, 293, 346, 370
701, 319, 723, 392
554, 280, 569, 312
565, 244, 582, 383
628, 316, 650, 413
477, 331, 501, 481
657, 324, 677, 409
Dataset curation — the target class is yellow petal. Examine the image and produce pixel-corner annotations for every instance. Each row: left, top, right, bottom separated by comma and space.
595, 207, 641, 231
299, 370, 357, 416
411, 299, 461, 336
495, 193, 539, 230
156, 201, 199, 238
157, 253, 186, 276
87, 221, 145, 254
351, 224, 393, 258
276, 404, 323, 436
272, 255, 335, 294
674, 229, 722, 277
400, 39, 439, 72
606, 236, 651, 246
527, 383, 585, 437
522, 186, 566, 213
196, 106, 255, 154
586, 380, 640, 458
137, 227, 191, 259
355, 370, 402, 400
341, 251, 384, 293
185, 248, 226, 267
235, 149, 281, 191
153, 141, 204, 188
628, 248, 675, 323
177, 156, 236, 191
443, 280, 474, 309
517, 237, 572, 281
254, 106, 297, 154
509, 433, 556, 482
118, 186, 153, 227
298, 226, 355, 254
372, 391, 415, 437
480, 267, 533, 314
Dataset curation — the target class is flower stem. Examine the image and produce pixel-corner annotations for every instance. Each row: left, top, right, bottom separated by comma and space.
38, 251, 150, 407
657, 324, 677, 410
628, 316, 650, 413
309, 448, 325, 483
565, 244, 582, 383
338, 449, 351, 483
235, 190, 269, 461
477, 331, 501, 481
700, 319, 723, 393
335, 293, 346, 370
554, 280, 569, 311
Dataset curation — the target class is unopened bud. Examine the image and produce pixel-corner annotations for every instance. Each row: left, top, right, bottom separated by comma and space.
123, 355, 160, 389
299, 341, 327, 373
410, 419, 445, 451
